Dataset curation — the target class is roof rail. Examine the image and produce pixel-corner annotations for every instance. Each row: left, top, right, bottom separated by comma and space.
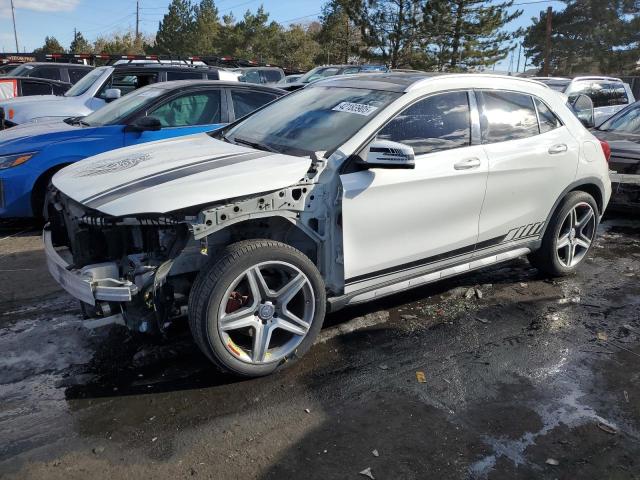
406, 73, 549, 92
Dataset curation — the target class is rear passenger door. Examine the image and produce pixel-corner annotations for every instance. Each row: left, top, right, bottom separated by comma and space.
476, 90, 579, 247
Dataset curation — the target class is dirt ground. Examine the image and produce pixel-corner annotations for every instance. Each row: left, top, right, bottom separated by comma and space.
0, 215, 639, 480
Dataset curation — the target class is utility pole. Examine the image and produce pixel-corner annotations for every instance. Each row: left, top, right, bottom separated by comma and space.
10, 0, 19, 53
136, 0, 140, 39
517, 43, 522, 73
543, 6, 552, 76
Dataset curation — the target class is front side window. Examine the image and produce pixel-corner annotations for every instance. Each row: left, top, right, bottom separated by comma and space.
231, 89, 278, 119
240, 70, 262, 84
377, 91, 471, 155
223, 86, 400, 156
150, 90, 222, 127
99, 72, 159, 98
478, 90, 539, 143
535, 98, 562, 134
599, 104, 640, 134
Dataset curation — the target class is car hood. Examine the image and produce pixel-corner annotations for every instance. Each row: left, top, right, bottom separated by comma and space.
0, 120, 92, 154
592, 130, 640, 160
53, 133, 312, 217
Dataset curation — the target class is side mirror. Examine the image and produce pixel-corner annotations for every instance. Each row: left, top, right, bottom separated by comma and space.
360, 140, 415, 169
569, 94, 595, 128
104, 88, 121, 102
127, 115, 162, 132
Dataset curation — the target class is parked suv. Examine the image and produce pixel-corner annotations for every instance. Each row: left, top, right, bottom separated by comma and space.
565, 76, 635, 126
45, 73, 611, 377
281, 64, 388, 91
8, 62, 92, 84
0, 64, 238, 128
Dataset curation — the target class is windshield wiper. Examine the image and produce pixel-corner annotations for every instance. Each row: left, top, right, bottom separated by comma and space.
233, 136, 279, 153
63, 116, 90, 127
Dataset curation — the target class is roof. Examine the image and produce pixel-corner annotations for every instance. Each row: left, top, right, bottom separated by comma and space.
312, 72, 550, 93
146, 79, 285, 94
112, 63, 223, 72
572, 76, 624, 83
20, 62, 93, 68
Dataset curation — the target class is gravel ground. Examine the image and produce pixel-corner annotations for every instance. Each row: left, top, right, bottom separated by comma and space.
0, 216, 639, 480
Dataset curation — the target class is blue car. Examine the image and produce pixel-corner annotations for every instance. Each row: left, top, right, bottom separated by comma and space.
0, 80, 284, 218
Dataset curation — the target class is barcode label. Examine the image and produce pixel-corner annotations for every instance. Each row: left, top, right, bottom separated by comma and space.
332, 102, 378, 116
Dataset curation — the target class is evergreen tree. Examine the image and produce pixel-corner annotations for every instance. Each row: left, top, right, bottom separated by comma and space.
318, 1, 363, 64
420, 0, 522, 71
192, 0, 220, 55
94, 32, 145, 55
69, 31, 92, 53
155, 0, 195, 55
523, 0, 640, 75
33, 36, 65, 54
343, 0, 420, 68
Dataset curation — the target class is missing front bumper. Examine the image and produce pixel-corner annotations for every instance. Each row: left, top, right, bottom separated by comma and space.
43, 228, 139, 305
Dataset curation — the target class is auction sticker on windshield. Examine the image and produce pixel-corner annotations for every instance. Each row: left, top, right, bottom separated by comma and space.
332, 102, 378, 116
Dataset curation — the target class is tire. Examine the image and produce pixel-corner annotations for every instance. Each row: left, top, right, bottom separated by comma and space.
188, 239, 326, 377
529, 191, 599, 277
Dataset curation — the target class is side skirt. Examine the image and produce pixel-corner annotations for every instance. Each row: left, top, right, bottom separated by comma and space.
327, 245, 534, 312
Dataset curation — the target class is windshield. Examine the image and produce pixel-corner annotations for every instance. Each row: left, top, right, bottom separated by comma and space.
223, 86, 401, 156
83, 86, 164, 126
599, 104, 640, 134
299, 66, 341, 84
65, 67, 108, 97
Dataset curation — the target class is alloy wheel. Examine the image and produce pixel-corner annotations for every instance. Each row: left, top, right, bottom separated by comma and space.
216, 261, 315, 365
555, 202, 596, 268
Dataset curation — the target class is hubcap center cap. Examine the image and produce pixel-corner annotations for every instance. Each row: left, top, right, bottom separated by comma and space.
258, 302, 275, 321
569, 228, 577, 243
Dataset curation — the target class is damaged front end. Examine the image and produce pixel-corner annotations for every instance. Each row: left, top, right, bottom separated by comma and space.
45, 189, 196, 333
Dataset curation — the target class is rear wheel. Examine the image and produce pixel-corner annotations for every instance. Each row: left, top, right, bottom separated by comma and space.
529, 191, 598, 276
188, 239, 326, 377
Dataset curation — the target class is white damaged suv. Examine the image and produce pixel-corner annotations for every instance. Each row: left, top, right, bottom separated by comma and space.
45, 73, 611, 377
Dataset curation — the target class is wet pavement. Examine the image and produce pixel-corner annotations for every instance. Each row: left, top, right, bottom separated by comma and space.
0, 217, 639, 479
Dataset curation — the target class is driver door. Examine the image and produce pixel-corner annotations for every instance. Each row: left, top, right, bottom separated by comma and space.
340, 91, 489, 292
124, 88, 226, 146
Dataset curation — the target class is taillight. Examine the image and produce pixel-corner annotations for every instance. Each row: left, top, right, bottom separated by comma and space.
599, 140, 611, 163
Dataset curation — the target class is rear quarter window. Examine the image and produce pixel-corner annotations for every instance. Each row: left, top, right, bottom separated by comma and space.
478, 90, 539, 143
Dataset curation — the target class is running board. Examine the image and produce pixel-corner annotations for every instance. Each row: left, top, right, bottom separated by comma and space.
344, 247, 531, 306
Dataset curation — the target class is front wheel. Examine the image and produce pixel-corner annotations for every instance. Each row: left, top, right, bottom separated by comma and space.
188, 239, 326, 377
529, 191, 599, 276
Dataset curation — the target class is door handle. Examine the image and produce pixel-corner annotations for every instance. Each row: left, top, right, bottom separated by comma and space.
548, 144, 568, 154
454, 157, 481, 170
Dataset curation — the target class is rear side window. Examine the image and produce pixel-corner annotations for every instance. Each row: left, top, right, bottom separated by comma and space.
166, 70, 204, 81
101, 72, 159, 97
535, 98, 562, 133
260, 69, 283, 83
567, 81, 629, 108
478, 91, 539, 143
207, 71, 220, 80
69, 68, 90, 83
29, 67, 61, 81
21, 81, 53, 96
231, 89, 278, 119
377, 91, 471, 155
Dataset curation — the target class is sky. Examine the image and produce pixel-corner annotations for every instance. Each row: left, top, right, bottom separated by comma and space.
0, 0, 567, 70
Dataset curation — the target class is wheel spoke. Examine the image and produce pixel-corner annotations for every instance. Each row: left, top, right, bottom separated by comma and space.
276, 311, 310, 336
575, 236, 591, 250
577, 208, 594, 228
274, 273, 307, 307
252, 322, 273, 363
570, 208, 577, 229
220, 310, 258, 332
246, 266, 272, 302
567, 244, 575, 266
557, 233, 570, 249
